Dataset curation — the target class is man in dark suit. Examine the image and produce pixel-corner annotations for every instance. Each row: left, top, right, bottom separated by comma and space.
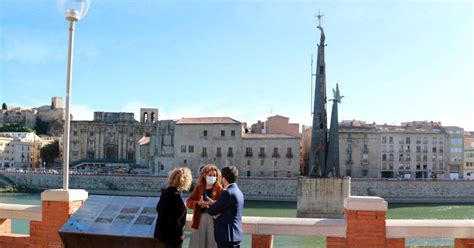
207, 166, 244, 248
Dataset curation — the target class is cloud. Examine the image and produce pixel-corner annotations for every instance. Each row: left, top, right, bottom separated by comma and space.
71, 104, 94, 121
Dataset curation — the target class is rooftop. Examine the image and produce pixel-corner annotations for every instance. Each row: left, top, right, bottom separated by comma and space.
176, 117, 241, 125
242, 133, 298, 139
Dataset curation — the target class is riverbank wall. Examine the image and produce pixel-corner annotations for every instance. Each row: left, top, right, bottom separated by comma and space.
2, 172, 474, 203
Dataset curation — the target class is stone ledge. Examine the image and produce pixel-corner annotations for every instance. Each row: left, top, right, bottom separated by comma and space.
0, 204, 41, 221
186, 214, 347, 237
343, 196, 387, 212
41, 189, 88, 202
387, 220, 474, 238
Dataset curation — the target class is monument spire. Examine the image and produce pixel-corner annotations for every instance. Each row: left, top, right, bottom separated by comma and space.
326, 83, 343, 177
308, 11, 328, 177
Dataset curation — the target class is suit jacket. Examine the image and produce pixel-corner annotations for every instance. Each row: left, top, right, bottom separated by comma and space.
154, 187, 186, 246
186, 183, 223, 229
207, 183, 244, 243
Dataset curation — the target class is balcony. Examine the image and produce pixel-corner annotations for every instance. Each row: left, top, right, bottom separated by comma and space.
227, 152, 233, 157
245, 152, 253, 157
258, 152, 266, 158
201, 152, 207, 157
286, 153, 293, 159
272, 153, 280, 158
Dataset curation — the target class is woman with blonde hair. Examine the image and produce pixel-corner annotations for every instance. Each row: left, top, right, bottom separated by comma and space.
154, 167, 192, 248
186, 164, 223, 248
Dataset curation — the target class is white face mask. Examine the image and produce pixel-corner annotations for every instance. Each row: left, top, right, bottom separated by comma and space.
206, 176, 217, 185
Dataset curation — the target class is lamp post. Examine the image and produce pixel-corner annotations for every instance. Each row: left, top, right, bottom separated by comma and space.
57, 0, 90, 190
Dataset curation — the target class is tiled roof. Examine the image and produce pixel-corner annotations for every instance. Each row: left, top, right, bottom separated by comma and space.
176, 117, 241, 125
242, 133, 298, 139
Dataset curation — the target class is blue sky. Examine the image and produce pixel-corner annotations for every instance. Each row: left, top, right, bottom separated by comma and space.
1, 0, 473, 130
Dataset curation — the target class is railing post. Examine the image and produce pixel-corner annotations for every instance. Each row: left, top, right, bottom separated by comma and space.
455, 239, 474, 248
252, 234, 273, 248
0, 219, 11, 234
29, 189, 88, 247
327, 196, 406, 248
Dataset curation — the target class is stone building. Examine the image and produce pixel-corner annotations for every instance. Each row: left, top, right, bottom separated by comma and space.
301, 120, 462, 179
378, 122, 447, 179
251, 115, 299, 137
173, 117, 244, 174
0, 136, 14, 169
141, 117, 301, 177
0, 132, 42, 168
445, 126, 464, 179
339, 120, 380, 178
69, 109, 155, 168
464, 134, 474, 180
241, 133, 300, 177
0, 97, 64, 133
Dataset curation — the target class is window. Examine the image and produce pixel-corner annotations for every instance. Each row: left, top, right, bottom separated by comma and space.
423, 137, 428, 144
90, 132, 94, 136
127, 152, 135, 161
416, 137, 421, 144
273, 171, 278, 177
286, 148, 293, 158
362, 170, 368, 177
216, 147, 222, 157
287, 171, 291, 177
346, 169, 352, 177
274, 161, 277, 166
272, 148, 280, 158
399, 138, 405, 144
382, 154, 387, 161
184, 159, 187, 164
432, 137, 437, 144
203, 130, 208, 137
260, 159, 264, 166
72, 151, 78, 156
188, 145, 194, 153
389, 136, 394, 144
247, 160, 251, 166
231, 130, 235, 137
259, 147, 266, 157
406, 137, 411, 144
181, 145, 186, 153
362, 153, 369, 165
432, 147, 437, 153
245, 147, 253, 157
382, 137, 387, 144
227, 147, 233, 157
73, 131, 78, 136
129, 133, 133, 137
247, 171, 251, 177
201, 147, 207, 157
221, 130, 225, 137
160, 164, 164, 170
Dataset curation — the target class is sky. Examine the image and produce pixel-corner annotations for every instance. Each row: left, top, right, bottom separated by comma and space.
1, 0, 473, 130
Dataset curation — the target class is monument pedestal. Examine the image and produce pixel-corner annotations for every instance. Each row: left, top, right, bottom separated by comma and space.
297, 177, 351, 218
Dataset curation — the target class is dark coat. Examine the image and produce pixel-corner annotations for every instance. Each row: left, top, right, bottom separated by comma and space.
154, 187, 186, 246
207, 183, 244, 243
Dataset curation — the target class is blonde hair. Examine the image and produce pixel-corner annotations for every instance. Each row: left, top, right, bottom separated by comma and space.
168, 167, 192, 191
197, 164, 222, 186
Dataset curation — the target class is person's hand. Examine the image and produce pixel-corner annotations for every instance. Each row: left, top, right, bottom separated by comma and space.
198, 196, 205, 207
181, 234, 185, 240
206, 198, 215, 207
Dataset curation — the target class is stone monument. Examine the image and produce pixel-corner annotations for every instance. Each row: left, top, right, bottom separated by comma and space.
297, 13, 351, 218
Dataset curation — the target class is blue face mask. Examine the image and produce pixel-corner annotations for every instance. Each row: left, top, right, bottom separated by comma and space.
206, 176, 217, 185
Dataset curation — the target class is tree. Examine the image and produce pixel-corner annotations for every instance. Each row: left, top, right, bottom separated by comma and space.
34, 118, 50, 135
40, 141, 60, 165
0, 124, 33, 132
1, 103, 7, 110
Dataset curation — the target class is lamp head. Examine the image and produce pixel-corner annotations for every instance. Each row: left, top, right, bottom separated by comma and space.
57, 0, 90, 22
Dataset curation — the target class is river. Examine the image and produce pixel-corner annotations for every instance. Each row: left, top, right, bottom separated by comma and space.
1, 193, 471, 247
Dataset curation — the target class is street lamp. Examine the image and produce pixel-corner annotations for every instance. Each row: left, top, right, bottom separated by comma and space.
57, 0, 90, 190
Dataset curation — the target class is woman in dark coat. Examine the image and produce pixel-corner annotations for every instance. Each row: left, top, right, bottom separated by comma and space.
154, 167, 193, 248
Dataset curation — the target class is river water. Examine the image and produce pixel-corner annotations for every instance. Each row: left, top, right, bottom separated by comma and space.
1, 193, 471, 247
